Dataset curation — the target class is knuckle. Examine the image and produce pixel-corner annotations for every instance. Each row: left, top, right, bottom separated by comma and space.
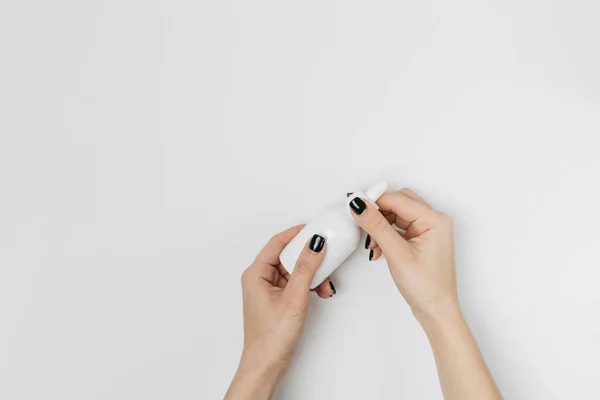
295, 258, 314, 275
268, 233, 286, 248
399, 187, 415, 196
240, 268, 251, 284
369, 213, 389, 234
436, 211, 453, 226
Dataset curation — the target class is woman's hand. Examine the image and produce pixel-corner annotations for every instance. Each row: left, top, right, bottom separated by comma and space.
349, 188, 458, 323
349, 189, 503, 400
225, 226, 334, 400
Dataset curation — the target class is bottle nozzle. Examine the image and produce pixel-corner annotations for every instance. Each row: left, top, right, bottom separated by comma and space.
366, 180, 388, 203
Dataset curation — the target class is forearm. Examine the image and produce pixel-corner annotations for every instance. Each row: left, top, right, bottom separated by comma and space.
224, 349, 283, 400
418, 302, 503, 400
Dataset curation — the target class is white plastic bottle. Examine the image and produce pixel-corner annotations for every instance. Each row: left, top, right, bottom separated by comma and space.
279, 181, 388, 289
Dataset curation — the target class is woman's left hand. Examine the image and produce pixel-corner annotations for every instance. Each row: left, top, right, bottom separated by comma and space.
225, 225, 335, 400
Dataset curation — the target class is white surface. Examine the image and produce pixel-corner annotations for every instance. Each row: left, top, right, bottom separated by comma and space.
1, 0, 599, 399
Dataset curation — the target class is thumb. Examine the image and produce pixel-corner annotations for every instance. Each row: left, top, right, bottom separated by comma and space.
284, 234, 326, 302
348, 196, 409, 254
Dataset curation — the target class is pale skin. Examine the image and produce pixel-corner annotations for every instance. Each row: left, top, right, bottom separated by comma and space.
225, 189, 504, 400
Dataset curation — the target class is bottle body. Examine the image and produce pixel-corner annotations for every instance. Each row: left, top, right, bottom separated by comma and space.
279, 201, 361, 289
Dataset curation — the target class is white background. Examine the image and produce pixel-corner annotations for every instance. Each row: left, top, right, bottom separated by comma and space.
1, 0, 599, 399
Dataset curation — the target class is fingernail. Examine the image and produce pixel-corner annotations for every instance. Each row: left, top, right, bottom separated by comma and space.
310, 234, 325, 253
369, 249, 374, 261
350, 197, 366, 215
365, 234, 371, 249
329, 281, 336, 296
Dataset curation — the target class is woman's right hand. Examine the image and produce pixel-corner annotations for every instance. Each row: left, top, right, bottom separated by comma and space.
349, 188, 504, 400
348, 189, 459, 324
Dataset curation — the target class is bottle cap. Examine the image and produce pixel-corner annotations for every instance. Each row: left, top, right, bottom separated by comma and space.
348, 180, 388, 210
366, 180, 388, 203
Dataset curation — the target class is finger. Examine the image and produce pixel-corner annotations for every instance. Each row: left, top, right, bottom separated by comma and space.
365, 234, 383, 250
314, 277, 336, 299
365, 234, 372, 249
376, 192, 437, 238
369, 242, 380, 254
367, 222, 410, 254
270, 263, 291, 288
284, 234, 326, 301
382, 210, 396, 223
381, 208, 410, 231
349, 196, 409, 254
397, 188, 432, 207
241, 260, 280, 286
366, 214, 402, 251
256, 225, 304, 267
369, 246, 383, 261
380, 189, 432, 231
276, 275, 288, 289
276, 263, 291, 281
246, 225, 304, 286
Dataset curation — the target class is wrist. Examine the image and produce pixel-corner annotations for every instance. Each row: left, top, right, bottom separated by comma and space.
226, 351, 282, 400
239, 346, 287, 382
225, 344, 287, 400
412, 297, 465, 335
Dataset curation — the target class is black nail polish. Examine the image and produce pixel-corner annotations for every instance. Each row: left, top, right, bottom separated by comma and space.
329, 281, 336, 295
365, 234, 371, 249
310, 234, 325, 253
350, 197, 366, 215
369, 249, 374, 261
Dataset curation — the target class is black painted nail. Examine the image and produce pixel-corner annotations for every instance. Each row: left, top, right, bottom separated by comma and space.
309, 234, 325, 253
329, 281, 336, 295
365, 234, 371, 249
350, 197, 366, 215
369, 249, 374, 261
